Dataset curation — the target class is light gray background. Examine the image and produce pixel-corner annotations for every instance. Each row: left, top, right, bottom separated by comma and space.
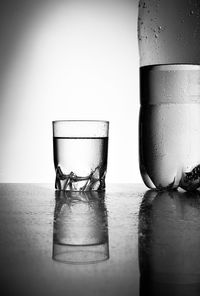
0, 0, 140, 183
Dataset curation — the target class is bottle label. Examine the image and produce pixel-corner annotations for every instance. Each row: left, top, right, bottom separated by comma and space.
140, 64, 200, 105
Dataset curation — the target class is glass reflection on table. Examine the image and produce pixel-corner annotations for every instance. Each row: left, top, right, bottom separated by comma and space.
139, 190, 200, 296
52, 190, 109, 264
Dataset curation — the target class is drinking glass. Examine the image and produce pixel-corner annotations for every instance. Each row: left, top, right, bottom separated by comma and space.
53, 120, 109, 191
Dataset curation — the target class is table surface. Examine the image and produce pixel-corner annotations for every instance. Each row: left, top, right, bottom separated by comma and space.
1, 183, 200, 296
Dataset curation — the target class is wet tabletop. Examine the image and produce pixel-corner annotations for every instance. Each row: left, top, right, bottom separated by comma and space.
0, 184, 200, 296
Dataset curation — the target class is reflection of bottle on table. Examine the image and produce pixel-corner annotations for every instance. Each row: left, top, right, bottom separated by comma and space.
53, 191, 109, 264
139, 190, 200, 296
138, 0, 200, 190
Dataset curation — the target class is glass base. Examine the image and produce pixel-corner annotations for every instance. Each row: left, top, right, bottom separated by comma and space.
53, 242, 109, 264
55, 166, 106, 191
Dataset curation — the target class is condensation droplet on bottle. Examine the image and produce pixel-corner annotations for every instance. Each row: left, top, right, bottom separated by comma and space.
177, 33, 182, 40
155, 34, 158, 38
190, 10, 194, 15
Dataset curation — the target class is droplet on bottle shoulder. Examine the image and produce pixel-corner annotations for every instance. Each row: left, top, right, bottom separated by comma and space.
177, 33, 182, 40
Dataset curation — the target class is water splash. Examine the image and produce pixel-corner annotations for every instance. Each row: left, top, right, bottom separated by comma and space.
180, 164, 200, 191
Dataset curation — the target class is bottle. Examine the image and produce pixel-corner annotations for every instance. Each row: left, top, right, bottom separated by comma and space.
138, 0, 200, 191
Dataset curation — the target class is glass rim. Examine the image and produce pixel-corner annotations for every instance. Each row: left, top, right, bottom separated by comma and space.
52, 120, 109, 124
